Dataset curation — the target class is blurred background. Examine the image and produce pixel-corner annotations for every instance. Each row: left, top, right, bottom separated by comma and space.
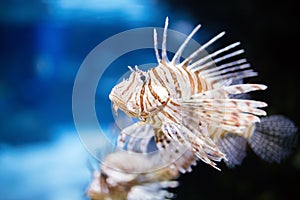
0, 0, 299, 199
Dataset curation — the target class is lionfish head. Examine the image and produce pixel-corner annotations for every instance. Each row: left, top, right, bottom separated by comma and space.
109, 65, 150, 119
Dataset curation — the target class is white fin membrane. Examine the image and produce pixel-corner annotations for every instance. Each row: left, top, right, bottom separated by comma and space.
217, 134, 247, 168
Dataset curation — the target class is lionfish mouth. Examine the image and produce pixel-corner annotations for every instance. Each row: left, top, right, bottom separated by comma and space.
109, 91, 137, 118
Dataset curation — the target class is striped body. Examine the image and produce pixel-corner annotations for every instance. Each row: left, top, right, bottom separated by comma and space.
123, 63, 207, 128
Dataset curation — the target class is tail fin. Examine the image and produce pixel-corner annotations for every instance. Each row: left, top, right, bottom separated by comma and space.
248, 115, 298, 163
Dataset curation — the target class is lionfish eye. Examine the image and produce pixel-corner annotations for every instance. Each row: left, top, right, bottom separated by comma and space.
140, 75, 146, 82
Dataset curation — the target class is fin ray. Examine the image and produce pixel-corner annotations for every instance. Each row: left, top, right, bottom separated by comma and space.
180, 94, 267, 133
161, 17, 169, 63
153, 28, 161, 63
171, 24, 201, 64
182, 31, 226, 66
187, 42, 241, 70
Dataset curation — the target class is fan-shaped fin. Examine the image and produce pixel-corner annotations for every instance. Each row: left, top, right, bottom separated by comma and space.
249, 115, 298, 163
117, 123, 154, 153
180, 97, 267, 133
158, 123, 225, 170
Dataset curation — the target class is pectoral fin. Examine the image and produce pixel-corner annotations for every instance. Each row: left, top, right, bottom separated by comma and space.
157, 122, 225, 170
117, 122, 154, 153
179, 84, 267, 134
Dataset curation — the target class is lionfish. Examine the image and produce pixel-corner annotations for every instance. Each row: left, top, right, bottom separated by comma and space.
87, 148, 194, 200
109, 17, 298, 170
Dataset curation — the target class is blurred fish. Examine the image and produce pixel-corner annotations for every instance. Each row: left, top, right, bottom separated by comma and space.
87, 151, 180, 200
109, 18, 297, 170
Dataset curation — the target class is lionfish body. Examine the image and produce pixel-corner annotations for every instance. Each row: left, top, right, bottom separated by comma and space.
109, 18, 297, 170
